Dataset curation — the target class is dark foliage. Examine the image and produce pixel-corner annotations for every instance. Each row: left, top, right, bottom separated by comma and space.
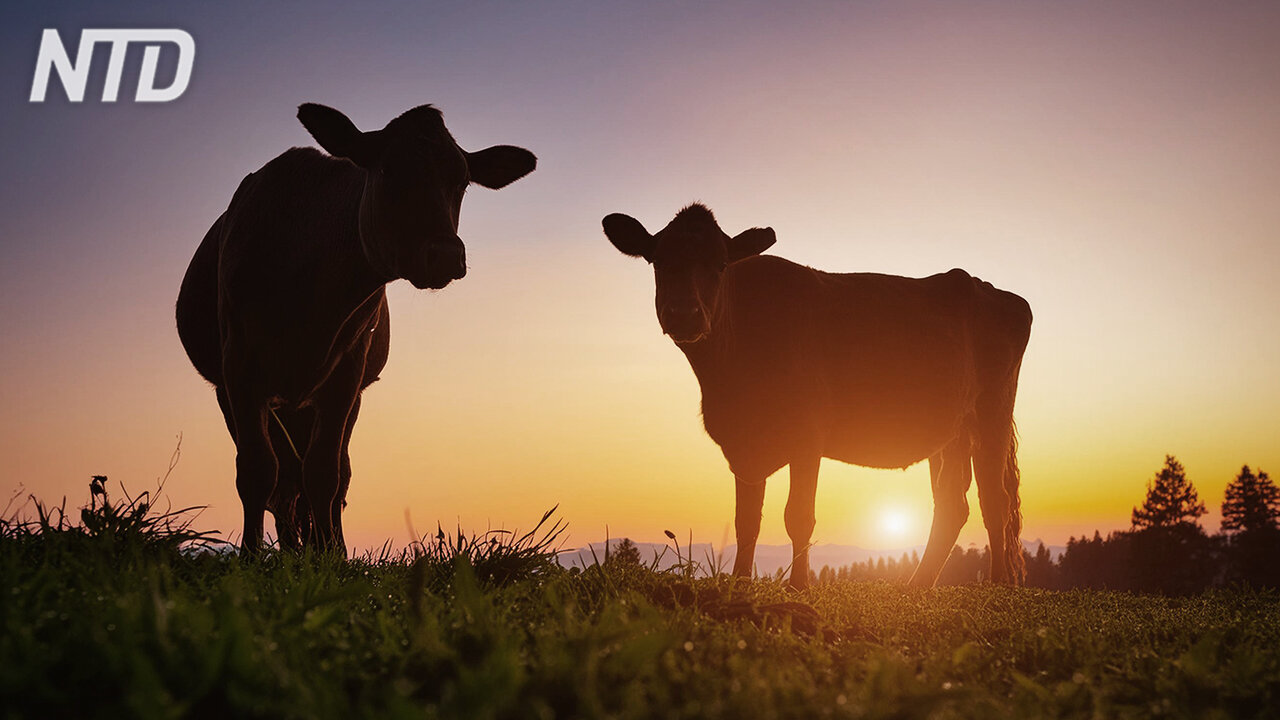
1056, 526, 1220, 594
1222, 465, 1279, 534
1132, 455, 1206, 530
605, 537, 643, 567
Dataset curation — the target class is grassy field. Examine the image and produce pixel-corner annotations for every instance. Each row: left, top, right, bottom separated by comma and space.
3, 483, 1279, 719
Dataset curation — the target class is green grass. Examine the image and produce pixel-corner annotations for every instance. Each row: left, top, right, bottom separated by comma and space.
3, 482, 1279, 719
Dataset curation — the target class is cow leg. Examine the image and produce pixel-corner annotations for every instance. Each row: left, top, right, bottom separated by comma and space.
731, 475, 766, 578
333, 395, 361, 550
268, 410, 312, 551
974, 403, 1016, 584
302, 353, 365, 554
908, 440, 972, 587
215, 386, 238, 442
224, 389, 276, 554
909, 453, 944, 584
785, 455, 820, 589
220, 384, 279, 552
289, 413, 316, 550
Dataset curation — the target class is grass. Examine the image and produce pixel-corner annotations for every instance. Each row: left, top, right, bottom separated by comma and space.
3, 481, 1280, 719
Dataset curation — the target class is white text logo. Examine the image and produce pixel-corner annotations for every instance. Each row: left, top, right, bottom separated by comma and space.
30, 29, 195, 103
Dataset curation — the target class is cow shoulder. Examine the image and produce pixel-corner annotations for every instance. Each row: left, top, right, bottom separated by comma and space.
724, 255, 823, 308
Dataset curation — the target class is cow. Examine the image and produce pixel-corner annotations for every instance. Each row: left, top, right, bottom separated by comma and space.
176, 103, 535, 553
602, 203, 1032, 588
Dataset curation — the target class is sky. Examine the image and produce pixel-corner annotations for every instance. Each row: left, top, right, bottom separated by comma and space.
2, 1, 1278, 554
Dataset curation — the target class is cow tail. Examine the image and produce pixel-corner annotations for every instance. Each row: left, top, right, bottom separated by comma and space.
1004, 420, 1025, 583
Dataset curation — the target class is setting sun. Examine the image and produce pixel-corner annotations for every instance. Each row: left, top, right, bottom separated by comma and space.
879, 508, 913, 541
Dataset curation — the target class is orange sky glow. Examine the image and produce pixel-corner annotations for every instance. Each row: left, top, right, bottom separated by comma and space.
1, 3, 1278, 554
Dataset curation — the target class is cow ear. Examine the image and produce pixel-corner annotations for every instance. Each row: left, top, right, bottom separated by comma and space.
727, 227, 776, 263
297, 103, 378, 167
466, 145, 537, 189
603, 213, 656, 262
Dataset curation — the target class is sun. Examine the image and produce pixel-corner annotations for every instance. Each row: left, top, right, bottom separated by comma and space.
879, 508, 912, 539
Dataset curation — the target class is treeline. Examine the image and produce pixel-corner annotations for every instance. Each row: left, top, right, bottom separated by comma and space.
814, 456, 1280, 594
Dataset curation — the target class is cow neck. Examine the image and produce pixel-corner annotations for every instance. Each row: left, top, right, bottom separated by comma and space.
336, 226, 392, 312
356, 243, 391, 291
352, 195, 398, 288
348, 256, 390, 307
355, 246, 395, 291
674, 292, 734, 387
345, 189, 395, 300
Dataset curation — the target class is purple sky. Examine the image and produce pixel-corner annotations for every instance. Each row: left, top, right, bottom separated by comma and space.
2, 2, 1279, 550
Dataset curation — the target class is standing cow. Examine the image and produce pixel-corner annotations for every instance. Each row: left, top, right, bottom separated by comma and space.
603, 203, 1032, 587
177, 103, 535, 553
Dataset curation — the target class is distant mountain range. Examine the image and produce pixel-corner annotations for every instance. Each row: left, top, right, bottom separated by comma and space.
556, 538, 1066, 576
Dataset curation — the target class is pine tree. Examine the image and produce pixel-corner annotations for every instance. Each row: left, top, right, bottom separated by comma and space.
1221, 465, 1280, 533
1026, 542, 1054, 588
607, 537, 642, 566
1131, 455, 1206, 529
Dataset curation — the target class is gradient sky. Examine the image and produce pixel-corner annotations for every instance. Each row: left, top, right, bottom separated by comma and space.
2, 1, 1278, 553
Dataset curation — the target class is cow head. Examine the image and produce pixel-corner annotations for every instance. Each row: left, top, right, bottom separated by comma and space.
297, 103, 536, 290
603, 204, 775, 343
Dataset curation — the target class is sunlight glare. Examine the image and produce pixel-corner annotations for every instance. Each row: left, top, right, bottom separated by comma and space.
880, 508, 911, 539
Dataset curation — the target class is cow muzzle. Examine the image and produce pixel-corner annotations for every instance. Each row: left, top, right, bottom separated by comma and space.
659, 305, 709, 344
410, 237, 467, 290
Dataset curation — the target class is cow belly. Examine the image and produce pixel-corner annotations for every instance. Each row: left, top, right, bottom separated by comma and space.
265, 335, 369, 407
819, 346, 976, 468
823, 427, 954, 469
823, 400, 971, 469
237, 291, 384, 405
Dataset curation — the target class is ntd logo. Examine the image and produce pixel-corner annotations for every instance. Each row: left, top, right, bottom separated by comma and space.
30, 29, 195, 103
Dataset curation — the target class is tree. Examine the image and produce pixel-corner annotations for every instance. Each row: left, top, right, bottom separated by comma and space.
1221, 465, 1280, 534
1132, 455, 1206, 530
607, 537, 642, 566
1025, 542, 1056, 588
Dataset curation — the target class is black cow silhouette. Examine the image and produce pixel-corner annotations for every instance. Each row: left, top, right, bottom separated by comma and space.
177, 103, 535, 553
604, 203, 1032, 587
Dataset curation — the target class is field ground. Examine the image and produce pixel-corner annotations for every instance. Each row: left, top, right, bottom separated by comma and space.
3, 488, 1279, 719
